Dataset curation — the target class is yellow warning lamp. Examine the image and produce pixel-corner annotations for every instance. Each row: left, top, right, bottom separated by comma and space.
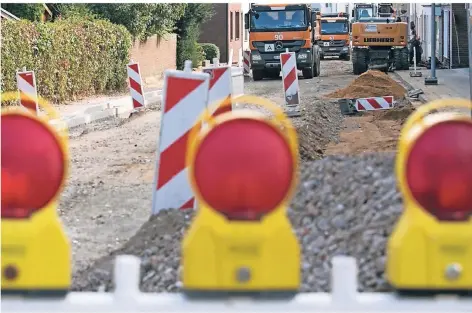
387, 98, 472, 294
182, 95, 300, 298
1, 92, 71, 296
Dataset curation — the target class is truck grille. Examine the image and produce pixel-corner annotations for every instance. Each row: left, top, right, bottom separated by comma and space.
321, 40, 346, 47
252, 40, 306, 53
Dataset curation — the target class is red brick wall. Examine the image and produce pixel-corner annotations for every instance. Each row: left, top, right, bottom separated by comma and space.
130, 34, 177, 87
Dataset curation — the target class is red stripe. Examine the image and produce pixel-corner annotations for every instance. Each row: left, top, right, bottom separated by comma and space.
19, 92, 37, 112
129, 77, 143, 94
156, 129, 191, 189
366, 98, 382, 109
281, 53, 291, 66
212, 96, 232, 117
384, 96, 393, 104
19, 72, 35, 87
357, 102, 366, 111
179, 198, 195, 210
208, 67, 228, 89
132, 98, 143, 108
128, 63, 139, 74
164, 76, 204, 113
283, 68, 296, 91
244, 58, 250, 65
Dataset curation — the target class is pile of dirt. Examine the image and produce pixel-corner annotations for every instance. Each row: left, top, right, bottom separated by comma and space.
325, 70, 407, 100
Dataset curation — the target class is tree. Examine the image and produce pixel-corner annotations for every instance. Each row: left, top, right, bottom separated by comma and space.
175, 3, 214, 69
87, 3, 186, 40
1, 3, 44, 21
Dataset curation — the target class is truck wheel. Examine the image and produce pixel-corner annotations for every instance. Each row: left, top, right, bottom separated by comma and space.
394, 48, 410, 71
400, 47, 410, 70
252, 69, 264, 81
352, 49, 368, 75
302, 66, 314, 79
314, 54, 321, 77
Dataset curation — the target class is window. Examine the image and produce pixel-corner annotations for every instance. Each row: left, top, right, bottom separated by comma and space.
230, 12, 234, 41
244, 13, 248, 41
235, 11, 240, 40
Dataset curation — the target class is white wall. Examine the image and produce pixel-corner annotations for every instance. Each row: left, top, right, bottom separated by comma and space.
242, 2, 250, 51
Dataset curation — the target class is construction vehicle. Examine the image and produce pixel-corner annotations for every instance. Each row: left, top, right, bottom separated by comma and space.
377, 3, 396, 18
244, 3, 321, 80
351, 3, 376, 23
350, 13, 409, 74
316, 12, 351, 60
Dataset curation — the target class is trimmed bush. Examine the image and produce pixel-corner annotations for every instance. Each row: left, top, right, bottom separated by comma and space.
199, 43, 219, 61
1, 19, 132, 104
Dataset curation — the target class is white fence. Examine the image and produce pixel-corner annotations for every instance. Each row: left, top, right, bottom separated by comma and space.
3, 256, 471, 313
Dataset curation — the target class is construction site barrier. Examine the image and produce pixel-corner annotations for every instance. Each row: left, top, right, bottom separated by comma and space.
2, 256, 470, 313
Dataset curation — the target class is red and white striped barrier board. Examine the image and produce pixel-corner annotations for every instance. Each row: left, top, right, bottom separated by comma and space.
127, 62, 145, 109
16, 70, 39, 114
280, 52, 300, 106
355, 96, 394, 111
243, 50, 251, 75
151, 68, 210, 214
202, 66, 233, 116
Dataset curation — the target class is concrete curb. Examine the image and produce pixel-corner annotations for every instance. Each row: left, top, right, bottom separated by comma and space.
48, 90, 161, 132
390, 72, 428, 104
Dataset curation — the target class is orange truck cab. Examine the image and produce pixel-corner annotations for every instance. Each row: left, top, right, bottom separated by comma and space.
316, 12, 351, 60
244, 3, 321, 81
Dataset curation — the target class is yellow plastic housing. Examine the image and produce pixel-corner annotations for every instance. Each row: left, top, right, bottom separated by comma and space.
1, 92, 71, 295
387, 98, 472, 291
182, 95, 300, 294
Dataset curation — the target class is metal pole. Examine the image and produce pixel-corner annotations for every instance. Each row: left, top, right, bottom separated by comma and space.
425, 3, 438, 85
467, 3, 472, 112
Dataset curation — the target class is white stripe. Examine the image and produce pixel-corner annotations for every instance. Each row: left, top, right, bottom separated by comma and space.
159, 81, 208, 152
286, 79, 299, 96
281, 53, 297, 74
17, 75, 38, 99
208, 68, 232, 111
127, 67, 142, 84
129, 87, 145, 106
153, 168, 194, 212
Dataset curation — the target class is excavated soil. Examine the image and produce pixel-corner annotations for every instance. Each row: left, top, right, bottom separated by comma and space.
324, 70, 407, 100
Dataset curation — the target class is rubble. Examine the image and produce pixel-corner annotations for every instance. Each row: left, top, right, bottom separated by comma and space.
72, 153, 401, 293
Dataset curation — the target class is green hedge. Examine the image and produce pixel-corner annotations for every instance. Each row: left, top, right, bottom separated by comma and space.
199, 43, 219, 61
1, 19, 132, 104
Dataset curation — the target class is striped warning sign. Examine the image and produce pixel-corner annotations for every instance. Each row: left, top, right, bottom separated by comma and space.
16, 70, 39, 114
203, 66, 233, 117
127, 62, 145, 109
151, 69, 210, 213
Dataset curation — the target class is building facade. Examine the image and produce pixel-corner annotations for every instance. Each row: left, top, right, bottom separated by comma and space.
408, 3, 469, 68
199, 3, 243, 64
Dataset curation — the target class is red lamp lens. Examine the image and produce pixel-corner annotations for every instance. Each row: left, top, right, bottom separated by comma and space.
406, 120, 472, 221
1, 114, 65, 218
193, 118, 294, 220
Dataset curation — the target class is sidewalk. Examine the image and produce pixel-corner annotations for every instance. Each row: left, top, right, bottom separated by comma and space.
47, 87, 162, 130
394, 68, 471, 103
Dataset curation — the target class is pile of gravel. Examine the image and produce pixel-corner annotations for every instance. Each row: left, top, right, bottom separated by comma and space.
72, 153, 403, 293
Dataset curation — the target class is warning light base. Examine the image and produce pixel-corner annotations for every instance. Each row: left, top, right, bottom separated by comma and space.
2, 288, 69, 298
395, 288, 472, 298
182, 289, 298, 300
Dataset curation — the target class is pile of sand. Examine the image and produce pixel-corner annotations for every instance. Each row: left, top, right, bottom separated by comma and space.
325, 70, 407, 99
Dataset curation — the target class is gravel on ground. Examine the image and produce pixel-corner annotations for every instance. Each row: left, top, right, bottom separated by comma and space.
72, 152, 401, 293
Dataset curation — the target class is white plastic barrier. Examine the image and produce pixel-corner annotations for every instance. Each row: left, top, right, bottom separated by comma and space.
231, 66, 244, 97
3, 256, 470, 313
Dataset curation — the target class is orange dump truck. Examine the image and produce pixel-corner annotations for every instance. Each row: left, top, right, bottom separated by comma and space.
244, 3, 321, 80
316, 12, 351, 60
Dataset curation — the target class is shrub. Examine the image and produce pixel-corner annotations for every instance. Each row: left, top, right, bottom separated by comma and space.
176, 22, 204, 69
199, 43, 219, 62
1, 19, 132, 104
